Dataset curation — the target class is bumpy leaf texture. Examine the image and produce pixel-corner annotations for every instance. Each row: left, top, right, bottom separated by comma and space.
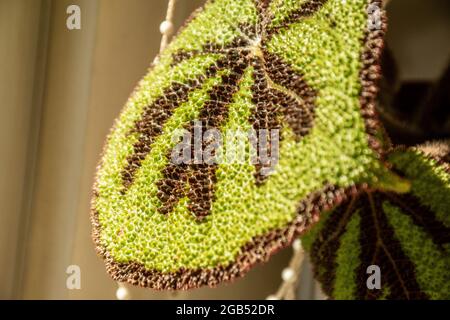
302, 147, 450, 299
92, 0, 388, 289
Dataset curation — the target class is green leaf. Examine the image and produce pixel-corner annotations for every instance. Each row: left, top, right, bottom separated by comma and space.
302, 145, 450, 299
92, 0, 388, 289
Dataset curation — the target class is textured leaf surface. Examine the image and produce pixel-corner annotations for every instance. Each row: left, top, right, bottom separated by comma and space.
92, 0, 387, 289
302, 147, 450, 299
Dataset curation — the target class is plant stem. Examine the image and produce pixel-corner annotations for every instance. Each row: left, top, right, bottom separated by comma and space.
373, 168, 411, 194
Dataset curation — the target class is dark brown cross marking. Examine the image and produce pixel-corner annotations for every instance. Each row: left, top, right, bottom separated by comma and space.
385, 192, 450, 251
310, 191, 431, 299
121, 0, 327, 219
355, 192, 428, 299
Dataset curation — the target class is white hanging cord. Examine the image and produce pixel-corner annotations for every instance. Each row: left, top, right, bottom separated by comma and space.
116, 282, 131, 300
159, 0, 178, 53
266, 239, 305, 300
